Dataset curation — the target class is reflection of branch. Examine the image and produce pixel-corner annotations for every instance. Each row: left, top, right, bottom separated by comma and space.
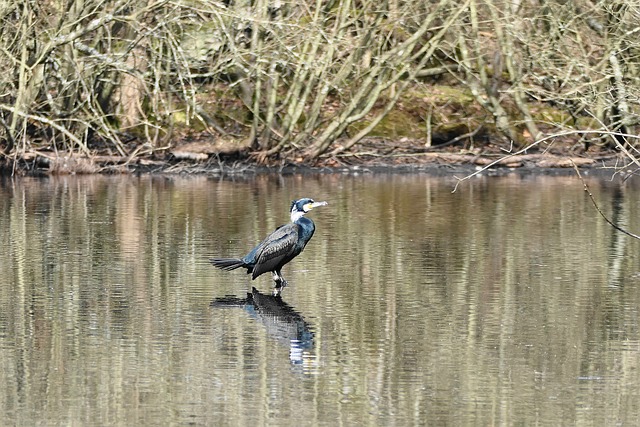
572, 161, 640, 240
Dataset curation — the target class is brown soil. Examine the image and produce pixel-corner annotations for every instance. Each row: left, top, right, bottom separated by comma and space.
0, 132, 628, 177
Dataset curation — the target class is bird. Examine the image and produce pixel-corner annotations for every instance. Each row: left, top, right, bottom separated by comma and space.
211, 198, 328, 295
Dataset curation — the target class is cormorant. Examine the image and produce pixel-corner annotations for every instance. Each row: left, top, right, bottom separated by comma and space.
211, 198, 327, 295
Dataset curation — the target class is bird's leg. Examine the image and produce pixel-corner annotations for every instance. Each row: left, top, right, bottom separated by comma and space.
272, 270, 288, 296
271, 271, 282, 284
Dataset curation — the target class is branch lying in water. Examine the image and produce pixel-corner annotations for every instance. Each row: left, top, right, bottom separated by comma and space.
572, 161, 640, 240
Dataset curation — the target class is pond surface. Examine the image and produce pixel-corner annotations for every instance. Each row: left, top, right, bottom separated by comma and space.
1, 172, 640, 426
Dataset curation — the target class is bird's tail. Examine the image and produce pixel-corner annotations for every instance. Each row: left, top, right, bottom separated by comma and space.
210, 257, 246, 271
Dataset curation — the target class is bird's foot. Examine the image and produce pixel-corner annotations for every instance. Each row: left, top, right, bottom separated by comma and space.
272, 279, 288, 296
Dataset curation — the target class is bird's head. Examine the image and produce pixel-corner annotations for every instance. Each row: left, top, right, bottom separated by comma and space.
290, 198, 328, 222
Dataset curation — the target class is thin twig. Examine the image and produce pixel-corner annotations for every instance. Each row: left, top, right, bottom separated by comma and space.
0, 104, 88, 155
432, 124, 483, 149
572, 161, 640, 240
452, 129, 640, 193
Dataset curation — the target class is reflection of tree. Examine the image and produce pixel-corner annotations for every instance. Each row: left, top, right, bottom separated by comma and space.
5, 174, 640, 425
211, 288, 314, 365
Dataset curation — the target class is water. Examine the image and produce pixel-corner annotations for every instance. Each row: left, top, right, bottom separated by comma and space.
1, 172, 640, 426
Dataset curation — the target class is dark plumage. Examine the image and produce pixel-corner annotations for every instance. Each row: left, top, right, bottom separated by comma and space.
211, 198, 327, 295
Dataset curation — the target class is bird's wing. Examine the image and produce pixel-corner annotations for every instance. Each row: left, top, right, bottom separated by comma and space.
251, 224, 299, 278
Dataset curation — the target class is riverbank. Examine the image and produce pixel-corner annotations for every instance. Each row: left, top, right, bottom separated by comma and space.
2, 134, 628, 178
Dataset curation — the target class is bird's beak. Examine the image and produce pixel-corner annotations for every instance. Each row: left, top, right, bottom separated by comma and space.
308, 201, 328, 210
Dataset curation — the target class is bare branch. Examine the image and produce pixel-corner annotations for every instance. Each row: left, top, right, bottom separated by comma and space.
572, 161, 640, 240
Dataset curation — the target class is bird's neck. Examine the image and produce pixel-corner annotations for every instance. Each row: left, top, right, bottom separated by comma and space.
294, 216, 316, 244
291, 211, 305, 223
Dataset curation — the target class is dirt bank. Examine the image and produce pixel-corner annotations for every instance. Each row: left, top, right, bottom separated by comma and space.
2, 133, 628, 178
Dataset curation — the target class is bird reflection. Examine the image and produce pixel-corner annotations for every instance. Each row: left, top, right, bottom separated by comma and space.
210, 287, 314, 365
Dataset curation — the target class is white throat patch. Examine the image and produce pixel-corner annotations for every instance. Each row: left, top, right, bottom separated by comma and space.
291, 209, 305, 222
